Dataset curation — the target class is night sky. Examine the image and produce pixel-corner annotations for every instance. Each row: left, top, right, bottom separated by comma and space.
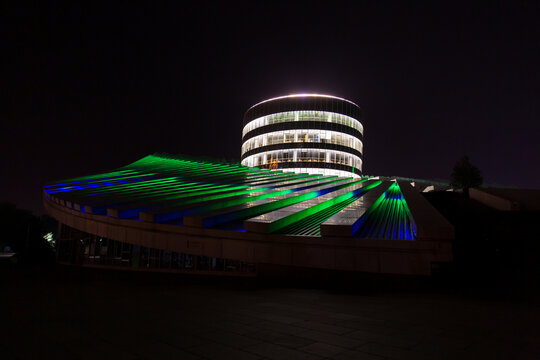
3, 1, 540, 215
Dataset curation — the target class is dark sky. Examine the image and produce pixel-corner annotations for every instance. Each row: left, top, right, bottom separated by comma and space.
3, 1, 540, 215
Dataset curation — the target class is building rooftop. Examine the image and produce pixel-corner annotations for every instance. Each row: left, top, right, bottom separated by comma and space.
44, 154, 451, 241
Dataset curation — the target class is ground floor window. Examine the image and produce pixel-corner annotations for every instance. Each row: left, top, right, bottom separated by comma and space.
56, 224, 256, 275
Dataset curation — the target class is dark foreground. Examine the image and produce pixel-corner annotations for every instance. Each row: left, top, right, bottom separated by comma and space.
1, 265, 539, 360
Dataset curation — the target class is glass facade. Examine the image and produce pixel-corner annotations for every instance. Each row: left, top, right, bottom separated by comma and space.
241, 129, 363, 155
281, 167, 362, 178
241, 95, 364, 177
242, 110, 363, 138
242, 148, 362, 170
56, 224, 257, 275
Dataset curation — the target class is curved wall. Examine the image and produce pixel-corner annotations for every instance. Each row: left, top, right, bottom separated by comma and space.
241, 94, 364, 177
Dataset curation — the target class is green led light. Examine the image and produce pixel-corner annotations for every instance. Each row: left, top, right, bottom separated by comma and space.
268, 180, 367, 233
354, 181, 416, 240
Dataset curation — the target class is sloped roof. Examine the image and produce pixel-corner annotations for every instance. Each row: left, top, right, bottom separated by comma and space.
44, 154, 452, 241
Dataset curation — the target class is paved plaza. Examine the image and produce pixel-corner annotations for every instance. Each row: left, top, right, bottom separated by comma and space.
1, 268, 539, 360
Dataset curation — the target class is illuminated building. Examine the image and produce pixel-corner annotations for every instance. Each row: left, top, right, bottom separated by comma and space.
44, 154, 454, 277
43, 94, 454, 277
241, 94, 363, 178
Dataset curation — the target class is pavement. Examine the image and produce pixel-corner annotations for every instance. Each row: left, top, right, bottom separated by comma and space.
1, 267, 539, 360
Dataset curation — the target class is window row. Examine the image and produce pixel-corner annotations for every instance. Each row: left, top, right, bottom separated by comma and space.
241, 149, 362, 170
281, 168, 361, 179
56, 226, 256, 273
242, 110, 363, 137
241, 129, 363, 155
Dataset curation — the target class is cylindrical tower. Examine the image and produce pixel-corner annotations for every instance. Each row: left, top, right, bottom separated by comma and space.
241, 94, 364, 178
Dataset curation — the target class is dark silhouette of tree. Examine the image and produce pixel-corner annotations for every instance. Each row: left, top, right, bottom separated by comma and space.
0, 202, 56, 265
450, 156, 483, 197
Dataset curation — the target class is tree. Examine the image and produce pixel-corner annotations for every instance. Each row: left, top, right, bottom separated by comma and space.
450, 156, 483, 197
0, 202, 56, 265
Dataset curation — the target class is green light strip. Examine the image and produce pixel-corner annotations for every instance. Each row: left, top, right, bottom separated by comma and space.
149, 177, 344, 222
199, 178, 354, 228
275, 196, 359, 236
354, 182, 416, 240
267, 182, 365, 233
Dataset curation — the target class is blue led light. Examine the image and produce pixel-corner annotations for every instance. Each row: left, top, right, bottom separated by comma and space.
44, 173, 137, 188
46, 179, 142, 193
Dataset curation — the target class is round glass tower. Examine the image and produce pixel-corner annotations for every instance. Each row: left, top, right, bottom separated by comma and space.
241, 94, 364, 178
